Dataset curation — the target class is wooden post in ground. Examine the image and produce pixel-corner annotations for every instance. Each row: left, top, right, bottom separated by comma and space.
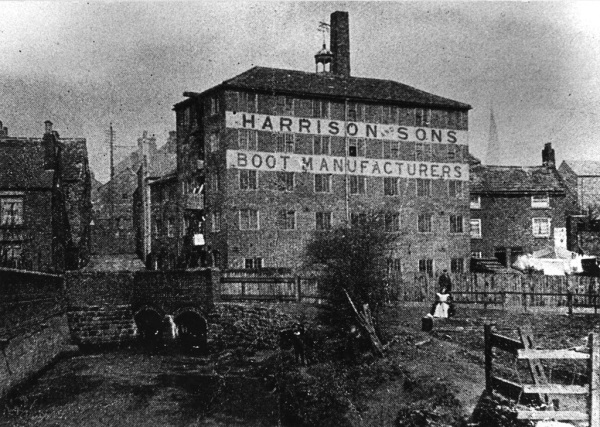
484, 323, 493, 393
568, 290, 573, 317
295, 276, 302, 302
589, 333, 600, 427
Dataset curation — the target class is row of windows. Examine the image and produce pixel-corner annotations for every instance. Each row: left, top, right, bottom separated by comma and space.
233, 92, 468, 129
470, 195, 551, 210
232, 130, 463, 161
469, 218, 551, 238
237, 171, 464, 197
213, 209, 468, 233
243, 255, 465, 274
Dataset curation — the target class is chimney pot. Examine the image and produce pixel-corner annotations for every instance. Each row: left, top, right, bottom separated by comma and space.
44, 120, 53, 134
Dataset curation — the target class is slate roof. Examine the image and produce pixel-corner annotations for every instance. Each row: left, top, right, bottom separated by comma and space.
470, 164, 566, 195
0, 139, 54, 189
182, 66, 471, 109
560, 160, 600, 176
60, 139, 88, 181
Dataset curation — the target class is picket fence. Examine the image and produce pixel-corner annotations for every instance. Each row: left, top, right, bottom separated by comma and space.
219, 270, 600, 311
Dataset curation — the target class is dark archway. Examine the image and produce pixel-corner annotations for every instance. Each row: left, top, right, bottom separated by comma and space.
174, 310, 208, 353
134, 306, 165, 341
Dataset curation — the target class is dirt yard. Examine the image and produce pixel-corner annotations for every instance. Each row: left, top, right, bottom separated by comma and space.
2, 305, 599, 426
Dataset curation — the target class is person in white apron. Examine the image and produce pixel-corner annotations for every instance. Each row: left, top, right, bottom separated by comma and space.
433, 287, 450, 318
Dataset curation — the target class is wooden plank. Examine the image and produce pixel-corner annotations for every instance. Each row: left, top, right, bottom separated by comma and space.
491, 333, 524, 355
589, 333, 600, 427
484, 324, 493, 393
491, 376, 522, 400
519, 327, 551, 406
518, 349, 590, 360
516, 410, 588, 421
523, 384, 588, 395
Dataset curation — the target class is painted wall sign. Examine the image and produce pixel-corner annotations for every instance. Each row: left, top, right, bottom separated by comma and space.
225, 111, 468, 145
226, 150, 469, 181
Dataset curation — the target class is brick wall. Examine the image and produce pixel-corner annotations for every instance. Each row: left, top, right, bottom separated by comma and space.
0, 268, 70, 398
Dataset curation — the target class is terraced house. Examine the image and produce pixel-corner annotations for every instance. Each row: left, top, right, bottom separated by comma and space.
165, 11, 472, 273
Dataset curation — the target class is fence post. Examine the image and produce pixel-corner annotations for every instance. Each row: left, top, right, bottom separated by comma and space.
484, 323, 493, 394
523, 292, 528, 312
295, 276, 302, 302
589, 333, 600, 427
568, 290, 573, 317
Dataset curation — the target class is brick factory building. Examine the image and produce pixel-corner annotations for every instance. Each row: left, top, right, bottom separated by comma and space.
162, 11, 472, 273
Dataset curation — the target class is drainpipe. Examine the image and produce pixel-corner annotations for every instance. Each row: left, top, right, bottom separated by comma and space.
344, 99, 349, 225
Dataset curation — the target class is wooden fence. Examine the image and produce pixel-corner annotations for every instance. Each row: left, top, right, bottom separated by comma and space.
219, 270, 600, 311
484, 324, 600, 426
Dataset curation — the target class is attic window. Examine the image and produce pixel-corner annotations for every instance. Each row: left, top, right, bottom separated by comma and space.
531, 194, 549, 209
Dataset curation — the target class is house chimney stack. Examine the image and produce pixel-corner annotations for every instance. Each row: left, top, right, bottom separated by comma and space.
330, 11, 350, 77
43, 121, 57, 170
44, 120, 53, 135
542, 143, 555, 167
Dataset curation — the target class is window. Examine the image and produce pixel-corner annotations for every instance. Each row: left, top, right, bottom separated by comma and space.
208, 132, 219, 152
239, 170, 257, 190
349, 176, 367, 195
351, 213, 367, 228
316, 212, 332, 230
470, 219, 482, 238
532, 218, 551, 237
0, 198, 23, 226
211, 212, 221, 232
210, 96, 220, 116
238, 92, 257, 113
384, 177, 399, 196
532, 194, 550, 209
348, 102, 363, 122
313, 100, 331, 119
239, 209, 259, 230
415, 143, 432, 161
167, 218, 174, 237
383, 141, 400, 159
276, 134, 295, 153
471, 251, 483, 259
451, 258, 464, 273
313, 136, 331, 155
418, 213, 432, 233
470, 195, 481, 209
238, 129, 257, 150
448, 181, 463, 198
213, 173, 221, 192
277, 172, 294, 192
384, 213, 400, 232
387, 258, 402, 274
419, 259, 434, 277
278, 209, 296, 230
315, 174, 331, 193
447, 144, 458, 161
449, 215, 464, 233
348, 138, 366, 157
245, 257, 263, 269
415, 108, 431, 127
276, 96, 294, 115
416, 179, 431, 197
0, 243, 21, 266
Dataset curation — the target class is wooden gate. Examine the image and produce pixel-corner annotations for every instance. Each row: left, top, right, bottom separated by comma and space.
484, 324, 600, 426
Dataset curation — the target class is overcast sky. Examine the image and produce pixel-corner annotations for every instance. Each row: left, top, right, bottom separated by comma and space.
1, 1, 599, 182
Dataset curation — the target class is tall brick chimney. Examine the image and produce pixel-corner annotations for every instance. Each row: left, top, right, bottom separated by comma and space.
330, 11, 350, 77
43, 120, 57, 170
542, 143, 555, 167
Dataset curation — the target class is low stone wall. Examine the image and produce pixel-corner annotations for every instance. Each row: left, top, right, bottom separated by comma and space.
0, 268, 71, 399
65, 268, 218, 345
208, 302, 320, 350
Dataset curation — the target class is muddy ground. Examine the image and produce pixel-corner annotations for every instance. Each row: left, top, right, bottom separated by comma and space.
2, 305, 599, 426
